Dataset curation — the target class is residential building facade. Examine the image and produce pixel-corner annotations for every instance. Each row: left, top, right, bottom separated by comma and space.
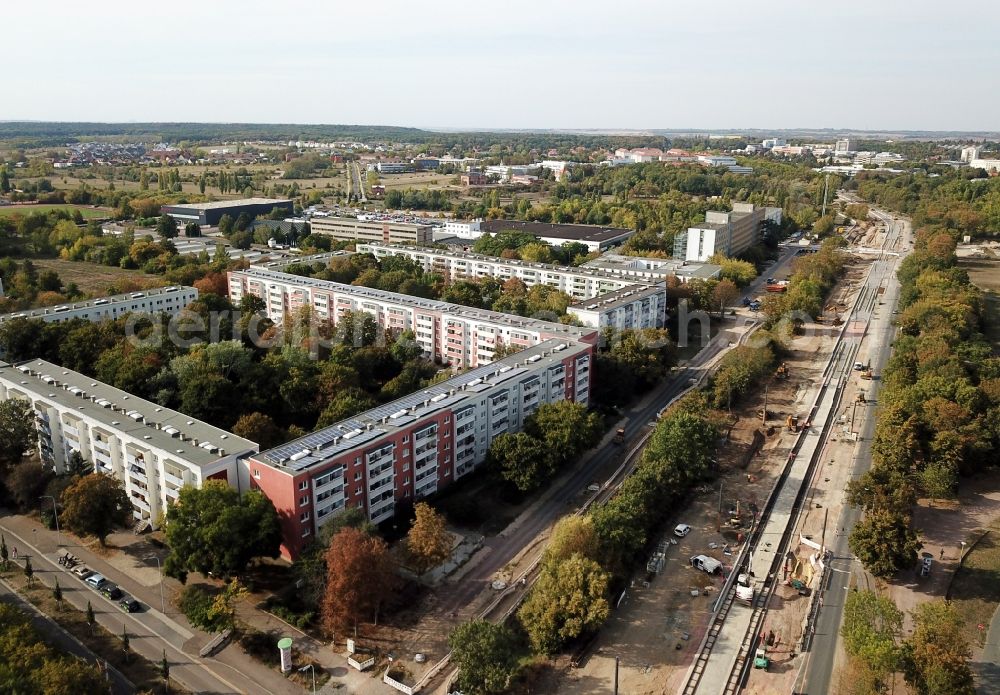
244, 339, 592, 559
309, 216, 434, 244
0, 286, 198, 326
0, 360, 257, 531
227, 267, 597, 368
354, 242, 666, 329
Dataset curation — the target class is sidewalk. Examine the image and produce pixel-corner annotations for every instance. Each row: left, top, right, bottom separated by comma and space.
0, 509, 391, 694
972, 596, 1000, 692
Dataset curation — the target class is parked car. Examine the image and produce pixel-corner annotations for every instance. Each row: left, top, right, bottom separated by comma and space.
690, 554, 723, 575
84, 573, 107, 590
101, 583, 123, 600
674, 524, 692, 538
920, 556, 932, 576
71, 565, 94, 580
119, 598, 141, 613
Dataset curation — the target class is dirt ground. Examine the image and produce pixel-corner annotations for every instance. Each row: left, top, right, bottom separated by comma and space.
552, 269, 869, 694
30, 258, 162, 296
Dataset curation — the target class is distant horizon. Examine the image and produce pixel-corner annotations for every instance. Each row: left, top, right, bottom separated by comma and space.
1, 120, 998, 141
5, 1, 997, 132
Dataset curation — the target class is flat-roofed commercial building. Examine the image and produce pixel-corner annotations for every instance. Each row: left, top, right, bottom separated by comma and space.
673, 203, 783, 262
0, 286, 198, 326
244, 339, 592, 558
0, 360, 257, 531
160, 198, 293, 226
355, 243, 666, 329
480, 220, 635, 252
227, 267, 597, 368
580, 253, 722, 283
309, 216, 434, 244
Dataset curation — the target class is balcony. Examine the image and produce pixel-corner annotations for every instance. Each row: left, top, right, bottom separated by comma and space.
130, 495, 150, 512
164, 486, 180, 500
164, 471, 185, 488
128, 466, 147, 483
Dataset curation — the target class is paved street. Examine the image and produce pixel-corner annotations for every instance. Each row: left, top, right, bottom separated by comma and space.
795, 211, 909, 695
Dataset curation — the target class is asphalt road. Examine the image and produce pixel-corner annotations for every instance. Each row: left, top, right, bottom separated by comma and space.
0, 516, 244, 694
441, 246, 801, 612
796, 212, 909, 695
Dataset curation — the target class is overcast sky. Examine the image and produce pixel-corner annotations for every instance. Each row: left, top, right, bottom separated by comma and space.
7, 0, 998, 132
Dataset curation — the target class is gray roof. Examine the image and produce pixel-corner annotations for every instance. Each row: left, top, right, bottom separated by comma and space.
480, 220, 634, 243
0, 359, 256, 466
569, 283, 663, 312
0, 285, 196, 323
257, 339, 588, 473
164, 198, 292, 211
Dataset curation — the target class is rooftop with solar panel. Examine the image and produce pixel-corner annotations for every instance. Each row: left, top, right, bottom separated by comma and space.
256, 338, 589, 473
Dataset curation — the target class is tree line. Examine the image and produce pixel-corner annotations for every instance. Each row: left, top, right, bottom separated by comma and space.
847, 228, 998, 578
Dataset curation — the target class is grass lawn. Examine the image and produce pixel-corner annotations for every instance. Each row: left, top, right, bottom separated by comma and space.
0, 203, 111, 219
949, 517, 1000, 648
0, 562, 189, 693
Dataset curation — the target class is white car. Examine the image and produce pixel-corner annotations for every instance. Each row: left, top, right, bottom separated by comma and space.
674, 524, 692, 538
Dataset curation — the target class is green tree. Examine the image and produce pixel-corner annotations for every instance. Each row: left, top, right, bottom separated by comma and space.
231, 412, 284, 450
849, 508, 922, 579
218, 214, 234, 237
487, 432, 554, 492
711, 278, 741, 317
24, 557, 33, 585
184, 221, 202, 237
121, 623, 130, 662
52, 579, 62, 607
161, 649, 170, 691
518, 553, 610, 654
903, 601, 975, 695
841, 589, 902, 684
156, 213, 179, 239
0, 399, 37, 472
448, 620, 520, 695
86, 601, 95, 632
405, 503, 452, 573
524, 400, 603, 468
60, 474, 131, 546
544, 516, 600, 566
0, 168, 10, 194
0, 534, 8, 571
164, 481, 282, 583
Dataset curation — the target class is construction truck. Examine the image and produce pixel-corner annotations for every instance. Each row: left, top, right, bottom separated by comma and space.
775, 362, 788, 379
613, 428, 625, 445
860, 365, 873, 380
786, 414, 800, 432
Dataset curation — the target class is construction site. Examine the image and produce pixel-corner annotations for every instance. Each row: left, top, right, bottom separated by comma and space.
548, 204, 912, 695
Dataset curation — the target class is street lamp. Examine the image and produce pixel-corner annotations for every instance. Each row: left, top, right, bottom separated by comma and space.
39, 495, 61, 547
298, 664, 316, 694
144, 555, 165, 614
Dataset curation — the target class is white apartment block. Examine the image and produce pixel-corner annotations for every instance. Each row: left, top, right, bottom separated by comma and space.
355, 243, 666, 329
674, 203, 783, 262
227, 267, 597, 369
835, 138, 855, 154
969, 158, 1000, 174
960, 145, 982, 163
0, 359, 257, 531
0, 286, 198, 326
309, 216, 434, 244
246, 339, 592, 559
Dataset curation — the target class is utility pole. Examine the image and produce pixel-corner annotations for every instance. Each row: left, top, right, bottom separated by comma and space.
614, 656, 620, 695
717, 481, 724, 533
762, 385, 769, 425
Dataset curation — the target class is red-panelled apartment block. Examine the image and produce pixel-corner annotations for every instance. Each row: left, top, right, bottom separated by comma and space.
243, 339, 592, 560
